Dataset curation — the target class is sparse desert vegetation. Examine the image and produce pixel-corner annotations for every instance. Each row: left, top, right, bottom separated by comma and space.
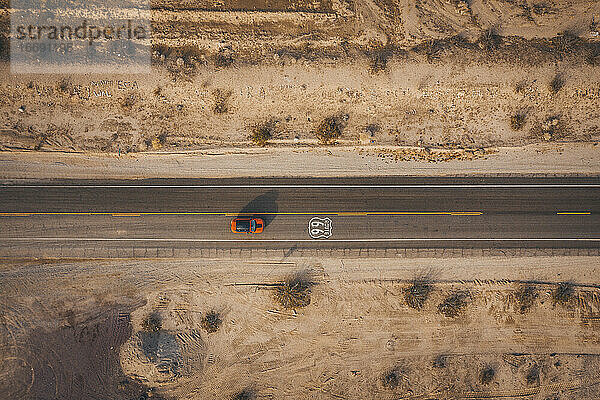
0, 0, 599, 154
403, 277, 433, 310
200, 310, 222, 333
232, 389, 255, 400
510, 113, 527, 131
515, 283, 538, 314
479, 366, 496, 385
552, 281, 575, 306
212, 89, 230, 115
437, 290, 470, 318
314, 116, 343, 145
141, 312, 162, 332
250, 119, 276, 146
3, 257, 600, 399
272, 272, 314, 309
548, 73, 566, 94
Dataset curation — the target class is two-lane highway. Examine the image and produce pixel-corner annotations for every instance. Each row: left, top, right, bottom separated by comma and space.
1, 177, 599, 254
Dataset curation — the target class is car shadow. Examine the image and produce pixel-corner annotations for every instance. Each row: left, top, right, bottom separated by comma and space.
238, 190, 279, 228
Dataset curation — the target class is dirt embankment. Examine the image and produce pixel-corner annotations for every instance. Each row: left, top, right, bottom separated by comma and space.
0, 0, 599, 157
2, 256, 600, 399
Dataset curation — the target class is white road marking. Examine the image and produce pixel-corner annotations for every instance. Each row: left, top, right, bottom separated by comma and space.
2, 185, 600, 188
1, 238, 600, 242
309, 217, 332, 239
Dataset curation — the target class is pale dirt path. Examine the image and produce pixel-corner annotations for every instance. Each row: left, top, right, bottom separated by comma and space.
1, 143, 599, 179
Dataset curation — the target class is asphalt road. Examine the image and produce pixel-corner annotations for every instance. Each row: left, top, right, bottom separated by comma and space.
1, 177, 599, 253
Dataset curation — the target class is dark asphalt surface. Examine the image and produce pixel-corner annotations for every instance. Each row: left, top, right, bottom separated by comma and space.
1, 177, 599, 252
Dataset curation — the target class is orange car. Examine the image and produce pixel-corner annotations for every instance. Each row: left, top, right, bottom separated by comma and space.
231, 217, 264, 234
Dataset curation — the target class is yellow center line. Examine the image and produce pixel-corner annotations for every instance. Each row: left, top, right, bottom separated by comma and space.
557, 212, 591, 215
366, 212, 483, 216
0, 211, 485, 217
449, 212, 484, 216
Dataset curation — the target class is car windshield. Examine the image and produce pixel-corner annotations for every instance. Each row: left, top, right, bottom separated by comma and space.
236, 220, 251, 232
251, 220, 256, 232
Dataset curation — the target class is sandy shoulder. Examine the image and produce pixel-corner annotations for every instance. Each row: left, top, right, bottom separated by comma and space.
1, 142, 599, 179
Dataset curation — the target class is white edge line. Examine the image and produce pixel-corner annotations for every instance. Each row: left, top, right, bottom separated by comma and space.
3, 185, 600, 188
1, 238, 600, 242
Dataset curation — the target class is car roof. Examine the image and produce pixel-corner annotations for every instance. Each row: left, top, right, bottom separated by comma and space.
235, 219, 251, 232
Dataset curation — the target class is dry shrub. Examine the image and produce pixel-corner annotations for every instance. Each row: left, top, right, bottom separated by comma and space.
141, 312, 162, 332
153, 43, 175, 60
479, 366, 495, 385
120, 93, 139, 110
588, 50, 600, 66
437, 290, 470, 318
273, 273, 314, 309
213, 89, 231, 114
515, 283, 537, 314
200, 310, 222, 333
0, 35, 8, 61
532, 3, 557, 15
314, 116, 343, 144
533, 115, 566, 141
178, 44, 205, 65
449, 0, 470, 14
403, 278, 433, 310
250, 120, 276, 146
552, 282, 575, 306
232, 389, 255, 400
367, 45, 395, 73
57, 78, 72, 95
548, 73, 565, 94
433, 354, 447, 368
553, 31, 580, 61
215, 51, 235, 68
515, 80, 529, 94
526, 364, 540, 385
382, 369, 402, 389
420, 39, 446, 62
150, 137, 163, 150
478, 26, 502, 52
510, 113, 527, 131
366, 123, 380, 136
